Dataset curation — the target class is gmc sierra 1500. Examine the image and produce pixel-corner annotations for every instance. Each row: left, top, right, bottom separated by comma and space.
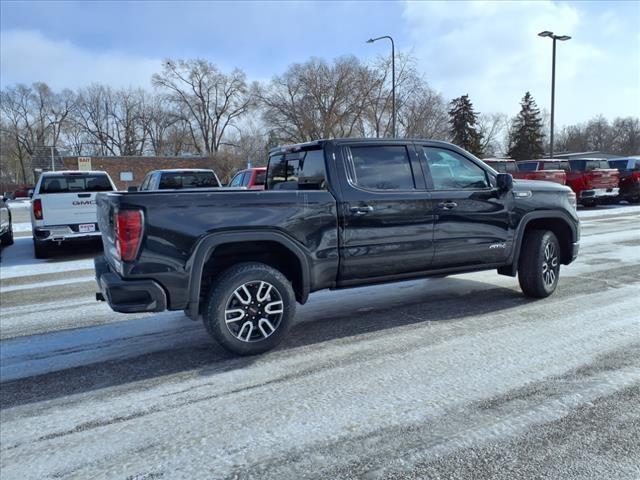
95, 139, 580, 355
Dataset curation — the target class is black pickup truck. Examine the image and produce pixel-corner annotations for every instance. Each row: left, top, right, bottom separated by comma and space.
95, 139, 580, 355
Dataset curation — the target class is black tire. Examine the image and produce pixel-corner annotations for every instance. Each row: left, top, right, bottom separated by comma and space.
518, 230, 561, 298
0, 228, 13, 246
581, 199, 597, 208
628, 196, 640, 204
203, 262, 296, 355
34, 239, 50, 259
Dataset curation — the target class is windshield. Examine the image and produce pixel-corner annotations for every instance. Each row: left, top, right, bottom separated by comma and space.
39, 174, 114, 194
159, 172, 220, 189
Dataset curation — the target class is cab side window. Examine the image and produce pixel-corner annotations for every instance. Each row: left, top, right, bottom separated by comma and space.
423, 147, 489, 190
348, 145, 415, 191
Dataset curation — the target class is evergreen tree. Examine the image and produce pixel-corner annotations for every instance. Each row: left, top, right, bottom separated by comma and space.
507, 92, 545, 160
448, 94, 483, 156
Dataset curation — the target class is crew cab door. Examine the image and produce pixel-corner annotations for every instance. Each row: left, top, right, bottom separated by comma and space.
420, 146, 512, 267
336, 142, 435, 283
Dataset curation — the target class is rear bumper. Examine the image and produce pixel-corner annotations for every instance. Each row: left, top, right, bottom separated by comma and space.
570, 241, 580, 263
34, 224, 101, 242
579, 188, 619, 199
95, 256, 167, 313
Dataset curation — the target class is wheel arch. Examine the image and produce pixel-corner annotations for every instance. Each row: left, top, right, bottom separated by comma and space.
500, 211, 578, 277
186, 230, 312, 319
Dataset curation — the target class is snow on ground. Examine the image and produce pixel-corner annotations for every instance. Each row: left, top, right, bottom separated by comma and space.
0, 237, 96, 279
10, 222, 32, 233
577, 203, 640, 218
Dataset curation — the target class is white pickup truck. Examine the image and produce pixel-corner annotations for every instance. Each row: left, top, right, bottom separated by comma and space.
31, 171, 117, 258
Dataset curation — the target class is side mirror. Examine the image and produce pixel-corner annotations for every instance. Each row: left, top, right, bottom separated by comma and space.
496, 173, 513, 193
28, 191, 34, 198
2, 196, 7, 203
128, 186, 138, 192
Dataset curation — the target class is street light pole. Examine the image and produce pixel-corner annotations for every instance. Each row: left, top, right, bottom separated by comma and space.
538, 31, 571, 159
367, 35, 395, 138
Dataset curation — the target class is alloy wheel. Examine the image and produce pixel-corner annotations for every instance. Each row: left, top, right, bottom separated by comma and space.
224, 281, 284, 342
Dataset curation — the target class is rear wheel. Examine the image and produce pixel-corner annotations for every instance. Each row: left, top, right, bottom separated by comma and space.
203, 262, 295, 355
518, 230, 560, 298
33, 239, 50, 259
581, 199, 597, 208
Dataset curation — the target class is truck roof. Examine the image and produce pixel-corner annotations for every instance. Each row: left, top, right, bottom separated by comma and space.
39, 170, 111, 176
150, 169, 215, 173
268, 138, 463, 155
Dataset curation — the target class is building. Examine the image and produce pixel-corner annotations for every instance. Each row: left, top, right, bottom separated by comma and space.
60, 155, 215, 190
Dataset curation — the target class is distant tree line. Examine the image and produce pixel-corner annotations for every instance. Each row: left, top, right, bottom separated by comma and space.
1, 55, 638, 183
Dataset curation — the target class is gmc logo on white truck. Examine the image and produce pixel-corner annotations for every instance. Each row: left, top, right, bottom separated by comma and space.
73, 200, 96, 206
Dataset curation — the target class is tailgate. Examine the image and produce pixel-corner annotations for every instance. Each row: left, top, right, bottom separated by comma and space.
586, 169, 619, 189
41, 192, 99, 225
527, 170, 566, 185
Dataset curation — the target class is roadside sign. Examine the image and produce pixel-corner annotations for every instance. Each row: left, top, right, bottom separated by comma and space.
78, 157, 92, 171
120, 172, 133, 182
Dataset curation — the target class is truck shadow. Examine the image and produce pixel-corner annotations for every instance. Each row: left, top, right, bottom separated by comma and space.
2, 277, 531, 409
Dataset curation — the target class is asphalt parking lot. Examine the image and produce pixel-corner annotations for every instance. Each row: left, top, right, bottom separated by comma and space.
1, 202, 639, 480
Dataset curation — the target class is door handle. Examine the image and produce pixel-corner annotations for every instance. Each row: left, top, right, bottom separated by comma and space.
350, 205, 374, 215
437, 201, 458, 210
77, 193, 91, 198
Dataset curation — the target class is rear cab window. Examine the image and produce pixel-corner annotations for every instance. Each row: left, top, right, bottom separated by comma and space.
485, 161, 517, 174
266, 149, 327, 191
569, 160, 610, 171
39, 174, 114, 194
159, 172, 220, 189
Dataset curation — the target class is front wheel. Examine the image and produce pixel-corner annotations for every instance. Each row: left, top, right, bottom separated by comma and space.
518, 230, 561, 298
0, 228, 13, 246
203, 262, 296, 355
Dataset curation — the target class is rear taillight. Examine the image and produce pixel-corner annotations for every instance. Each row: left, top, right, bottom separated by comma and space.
33, 199, 43, 220
115, 209, 143, 262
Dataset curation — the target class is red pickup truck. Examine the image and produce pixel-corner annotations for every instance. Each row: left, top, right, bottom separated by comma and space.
483, 159, 566, 185
229, 167, 266, 190
608, 157, 640, 204
518, 159, 619, 207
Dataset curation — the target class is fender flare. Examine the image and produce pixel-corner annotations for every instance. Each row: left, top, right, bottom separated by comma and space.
185, 230, 312, 319
502, 211, 579, 277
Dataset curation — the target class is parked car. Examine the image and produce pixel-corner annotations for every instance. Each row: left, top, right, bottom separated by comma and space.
8, 184, 35, 199
137, 169, 221, 191
228, 167, 267, 190
0, 196, 14, 247
518, 159, 619, 207
30, 170, 116, 258
608, 157, 640, 204
94, 138, 579, 356
483, 158, 566, 184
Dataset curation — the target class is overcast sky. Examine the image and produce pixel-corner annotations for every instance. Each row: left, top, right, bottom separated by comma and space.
1, 0, 638, 127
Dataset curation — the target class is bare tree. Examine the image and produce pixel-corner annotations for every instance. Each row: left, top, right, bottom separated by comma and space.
152, 59, 253, 154
260, 56, 374, 143
477, 113, 508, 157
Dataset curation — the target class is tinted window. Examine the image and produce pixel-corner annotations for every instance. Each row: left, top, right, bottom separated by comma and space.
542, 161, 571, 171
517, 162, 538, 172
608, 160, 628, 170
349, 145, 415, 190
298, 150, 326, 190
241, 173, 251, 186
486, 161, 517, 174
266, 151, 326, 190
267, 154, 300, 190
254, 171, 266, 186
40, 174, 113, 194
569, 160, 610, 171
159, 172, 220, 189
423, 148, 489, 190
